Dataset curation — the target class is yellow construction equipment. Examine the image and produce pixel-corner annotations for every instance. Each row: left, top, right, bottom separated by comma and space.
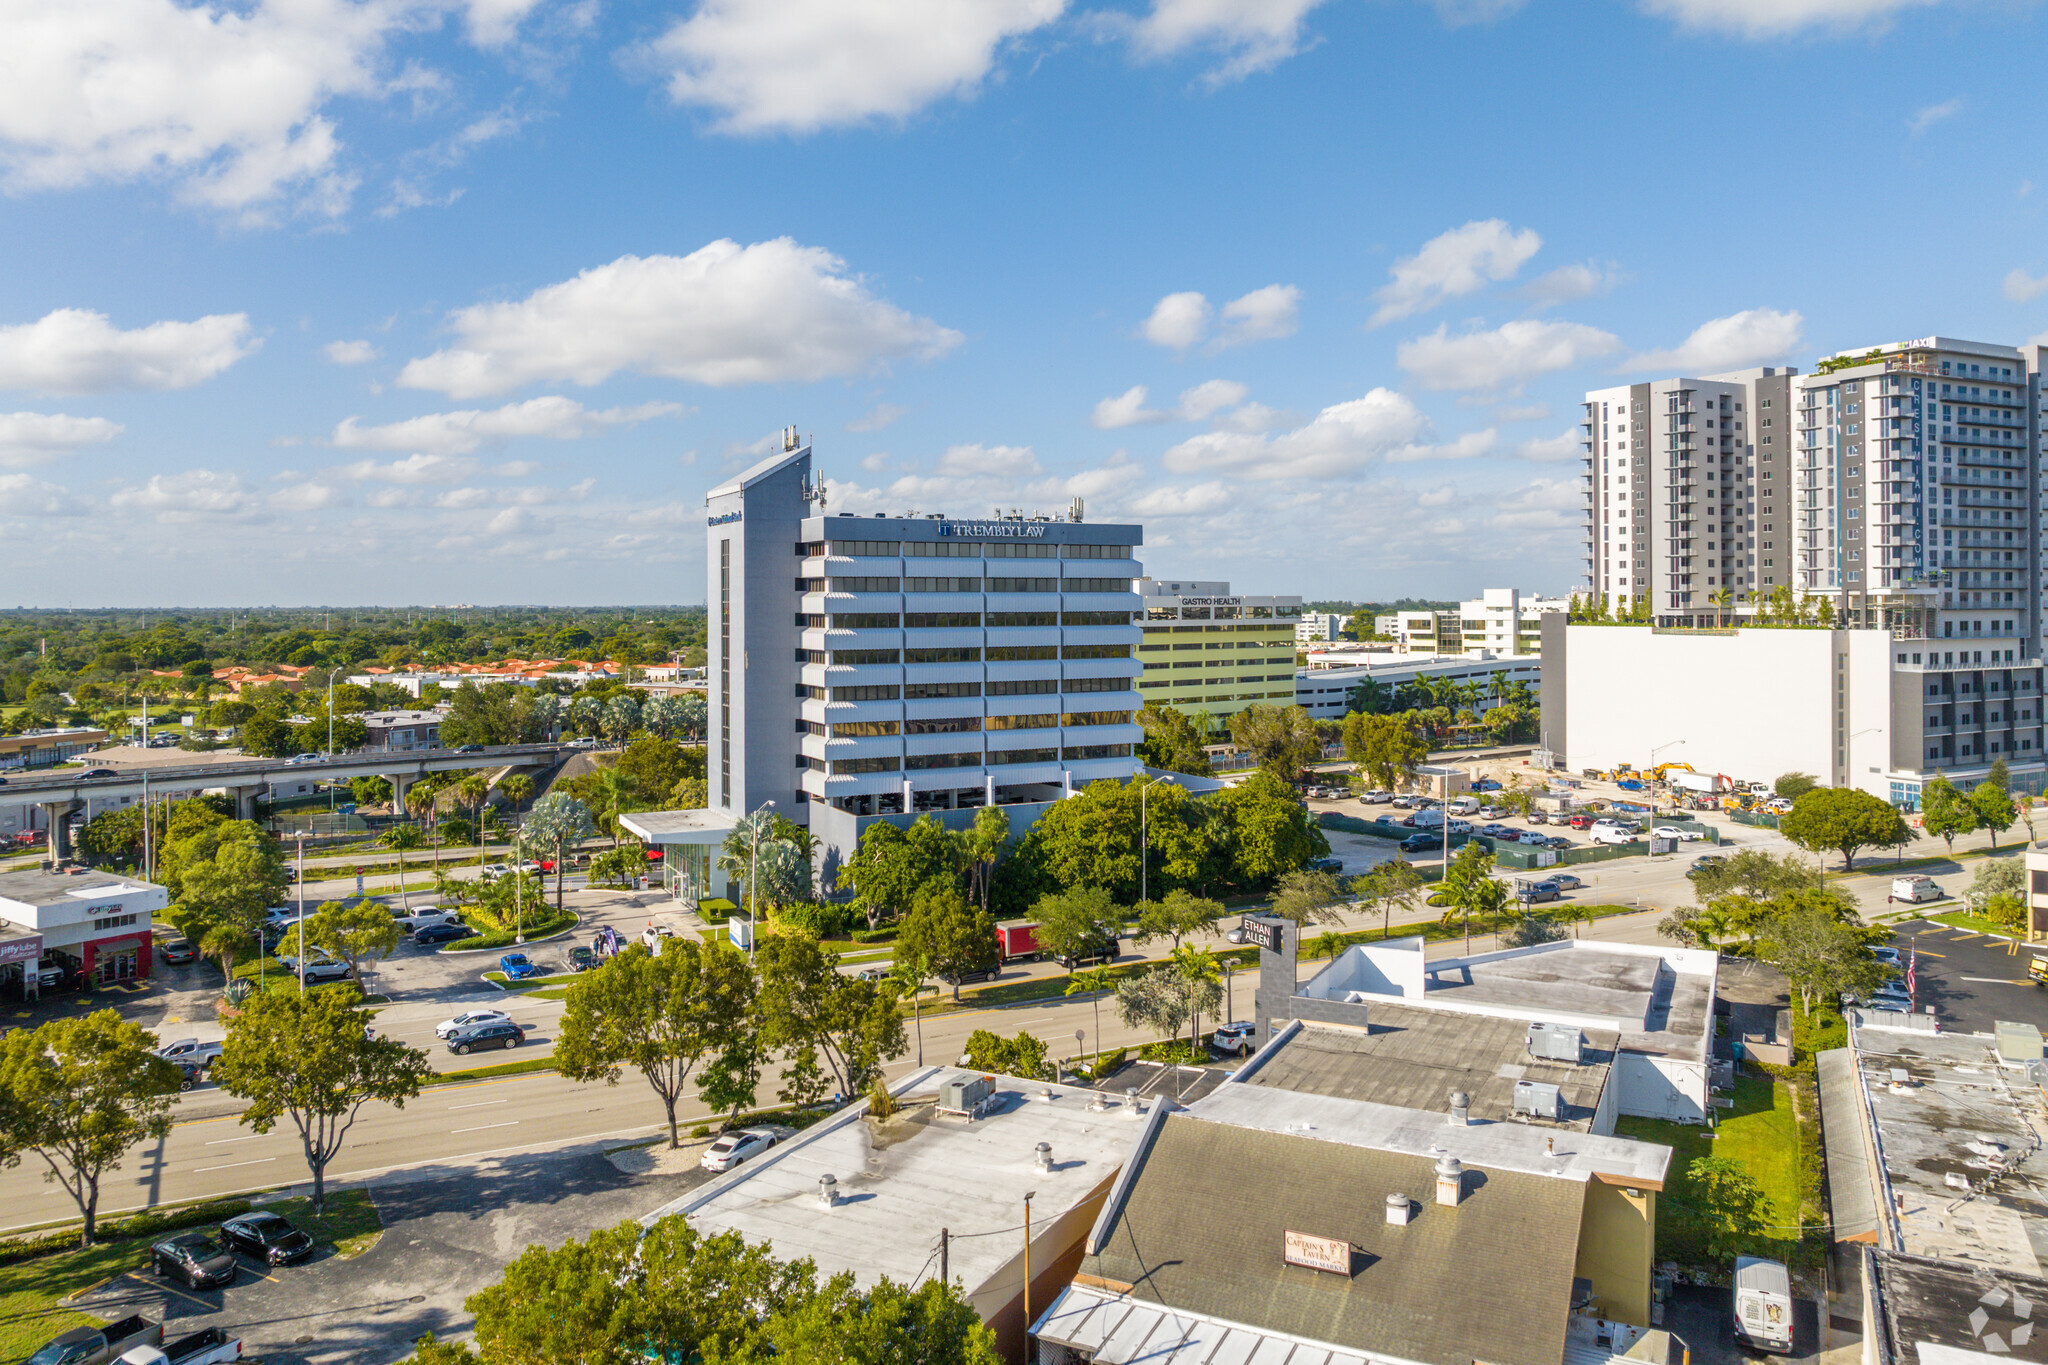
1646, 762, 1696, 782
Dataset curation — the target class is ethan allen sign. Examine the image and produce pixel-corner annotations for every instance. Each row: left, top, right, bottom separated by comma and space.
1239, 918, 1284, 952
1284, 1230, 1351, 1275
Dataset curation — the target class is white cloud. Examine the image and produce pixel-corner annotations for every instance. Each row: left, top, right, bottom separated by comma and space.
334, 453, 481, 484
1908, 97, 1961, 135
1092, 386, 1168, 429
324, 339, 380, 365
1140, 291, 1211, 350
0, 412, 123, 467
1132, 481, 1235, 516
1523, 261, 1619, 307
1639, 0, 1943, 37
644, 0, 1064, 135
0, 309, 257, 394
331, 396, 682, 455
1416, 484, 1456, 507
0, 473, 85, 517
0, 0, 413, 217
1385, 428, 1497, 463
1626, 307, 1803, 375
1216, 284, 1299, 346
271, 480, 341, 512
463, 0, 544, 46
848, 403, 908, 432
1516, 427, 1584, 462
1397, 319, 1621, 392
1211, 400, 1289, 434
2004, 269, 2048, 304
109, 469, 255, 521
1092, 378, 1252, 429
1128, 0, 1332, 84
399, 240, 962, 398
1370, 219, 1541, 326
935, 443, 1041, 477
1175, 379, 1249, 420
1160, 389, 1428, 480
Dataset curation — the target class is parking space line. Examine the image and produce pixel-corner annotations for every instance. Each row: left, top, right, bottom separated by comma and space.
452, 1120, 519, 1134
125, 1272, 218, 1314
194, 1157, 275, 1174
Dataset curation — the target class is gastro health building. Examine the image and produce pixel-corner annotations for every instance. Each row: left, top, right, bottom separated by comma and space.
707, 431, 1144, 877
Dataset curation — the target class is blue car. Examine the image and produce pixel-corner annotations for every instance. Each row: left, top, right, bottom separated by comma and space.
499, 952, 544, 981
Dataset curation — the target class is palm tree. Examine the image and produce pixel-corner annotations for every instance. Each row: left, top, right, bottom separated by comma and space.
1554, 901, 1593, 939
499, 772, 534, 812
1709, 588, 1733, 628
1065, 966, 1114, 1071
455, 772, 489, 865
406, 778, 445, 872
888, 951, 935, 1066
380, 823, 426, 911
1169, 946, 1223, 1056
1347, 677, 1394, 715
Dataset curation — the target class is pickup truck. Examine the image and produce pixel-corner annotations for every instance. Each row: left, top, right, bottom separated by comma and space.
28, 1315, 163, 1365
117, 1328, 242, 1365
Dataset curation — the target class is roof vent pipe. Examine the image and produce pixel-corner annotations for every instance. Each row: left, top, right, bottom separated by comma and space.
1386, 1193, 1413, 1226
1449, 1091, 1471, 1126
1125, 1088, 1144, 1119
1035, 1142, 1053, 1172
1435, 1155, 1464, 1207
818, 1174, 837, 1209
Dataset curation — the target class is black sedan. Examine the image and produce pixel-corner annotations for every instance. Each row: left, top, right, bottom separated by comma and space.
415, 922, 479, 946
447, 1020, 526, 1054
151, 1231, 237, 1289
221, 1211, 314, 1265
566, 946, 597, 972
940, 965, 1000, 986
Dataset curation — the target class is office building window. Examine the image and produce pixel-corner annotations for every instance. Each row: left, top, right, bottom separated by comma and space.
831, 577, 901, 592
988, 611, 1058, 627
1062, 611, 1132, 626
1063, 743, 1135, 760
906, 577, 983, 592
988, 645, 1060, 661
907, 647, 981, 664
832, 756, 901, 774
719, 539, 731, 807
1062, 578, 1133, 593
904, 541, 981, 557
986, 713, 1058, 731
1062, 544, 1136, 558
904, 680, 982, 699
987, 746, 1058, 764
988, 577, 1057, 593
1062, 676, 1128, 693
905, 752, 981, 770
1062, 710, 1133, 727
905, 716, 983, 734
832, 613, 901, 629
828, 539, 901, 557
1063, 644, 1131, 659
833, 649, 900, 666
987, 543, 1057, 558
832, 720, 901, 738
831, 685, 902, 702
988, 678, 1058, 696
906, 612, 983, 628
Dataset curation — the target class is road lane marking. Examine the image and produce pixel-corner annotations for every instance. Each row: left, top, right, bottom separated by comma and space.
452, 1121, 520, 1134
203, 1134, 260, 1145
1961, 977, 2028, 985
449, 1099, 508, 1110
193, 1157, 276, 1173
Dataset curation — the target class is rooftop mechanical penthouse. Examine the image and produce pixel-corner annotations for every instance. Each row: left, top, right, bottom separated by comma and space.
706, 430, 1145, 878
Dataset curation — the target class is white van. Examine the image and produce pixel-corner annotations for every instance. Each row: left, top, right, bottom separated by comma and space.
1447, 796, 1481, 816
1589, 824, 1638, 846
1889, 875, 1944, 904
1733, 1256, 1794, 1354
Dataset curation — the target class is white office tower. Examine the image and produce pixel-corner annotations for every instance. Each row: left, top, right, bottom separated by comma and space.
704, 430, 1145, 873
1580, 368, 1797, 623
1787, 338, 2040, 653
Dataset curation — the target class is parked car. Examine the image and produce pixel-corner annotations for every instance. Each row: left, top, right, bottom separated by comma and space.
567, 946, 598, 972
1540, 835, 1573, 850
155, 1039, 223, 1070
119, 1327, 243, 1365
1305, 856, 1343, 874
219, 1210, 314, 1265
26, 1316, 163, 1365
298, 959, 355, 984
499, 952, 545, 981
1398, 833, 1441, 854
1390, 795, 1416, 809
479, 863, 512, 881
446, 1020, 526, 1055
415, 922, 479, 946
1568, 814, 1594, 830
150, 1231, 237, 1289
1516, 880, 1563, 904
940, 964, 1001, 986
1359, 790, 1392, 804
1870, 945, 1903, 967
1209, 1020, 1258, 1056
1588, 825, 1637, 846
1651, 826, 1703, 842
159, 938, 198, 964
1471, 779, 1501, 792
700, 1125, 791, 1173
1476, 805, 1505, 819
437, 1009, 511, 1039
393, 906, 457, 932
1527, 811, 1550, 825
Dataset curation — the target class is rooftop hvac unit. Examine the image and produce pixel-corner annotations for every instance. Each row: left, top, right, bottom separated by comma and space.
1514, 1079, 1564, 1120
937, 1073, 995, 1117
1526, 1022, 1584, 1064
1996, 1020, 2043, 1063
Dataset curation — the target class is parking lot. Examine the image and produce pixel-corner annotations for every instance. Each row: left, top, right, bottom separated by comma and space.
70, 1142, 711, 1365
1881, 917, 2048, 1035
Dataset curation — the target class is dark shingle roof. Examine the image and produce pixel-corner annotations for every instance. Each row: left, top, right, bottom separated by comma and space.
1083, 1112, 1585, 1365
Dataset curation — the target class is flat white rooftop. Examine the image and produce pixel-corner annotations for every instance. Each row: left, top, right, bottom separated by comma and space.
643, 1067, 1139, 1294
617, 808, 739, 843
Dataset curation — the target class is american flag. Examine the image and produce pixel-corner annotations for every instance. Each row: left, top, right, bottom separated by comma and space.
1907, 945, 1917, 1001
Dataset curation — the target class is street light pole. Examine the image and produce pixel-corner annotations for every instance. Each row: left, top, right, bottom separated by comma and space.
294, 831, 308, 997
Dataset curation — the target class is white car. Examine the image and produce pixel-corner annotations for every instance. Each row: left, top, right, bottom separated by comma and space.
478, 863, 512, 880
700, 1124, 792, 1173
1651, 826, 1704, 842
1589, 825, 1638, 846
1517, 830, 1551, 846
436, 1008, 512, 1039
394, 906, 457, 932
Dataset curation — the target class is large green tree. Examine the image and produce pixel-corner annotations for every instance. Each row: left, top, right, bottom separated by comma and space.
894, 884, 999, 1001
555, 937, 756, 1148
1918, 776, 1978, 854
1131, 888, 1224, 951
1352, 859, 1425, 937
1136, 703, 1216, 776
1780, 786, 1910, 871
1972, 780, 2017, 850
1751, 890, 1888, 1015
1228, 702, 1322, 780
306, 898, 402, 984
0, 1012, 183, 1246
836, 816, 957, 926
1268, 868, 1346, 928
1031, 885, 1120, 971
213, 987, 433, 1212
756, 933, 905, 1104
1213, 769, 1327, 885
1342, 711, 1429, 793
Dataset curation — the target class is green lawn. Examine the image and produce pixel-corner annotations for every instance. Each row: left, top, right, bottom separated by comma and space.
1617, 1073, 1802, 1267
1929, 909, 2014, 936
261, 1189, 382, 1258
0, 1239, 151, 1360
427, 1055, 557, 1085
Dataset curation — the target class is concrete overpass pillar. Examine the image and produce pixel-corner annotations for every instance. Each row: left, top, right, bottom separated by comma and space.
390, 773, 411, 822
228, 785, 263, 822
41, 800, 79, 867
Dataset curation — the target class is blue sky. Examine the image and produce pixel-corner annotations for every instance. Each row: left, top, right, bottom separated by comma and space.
2, 0, 2045, 606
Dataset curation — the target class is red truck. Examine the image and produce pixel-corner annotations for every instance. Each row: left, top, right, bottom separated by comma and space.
996, 921, 1042, 962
